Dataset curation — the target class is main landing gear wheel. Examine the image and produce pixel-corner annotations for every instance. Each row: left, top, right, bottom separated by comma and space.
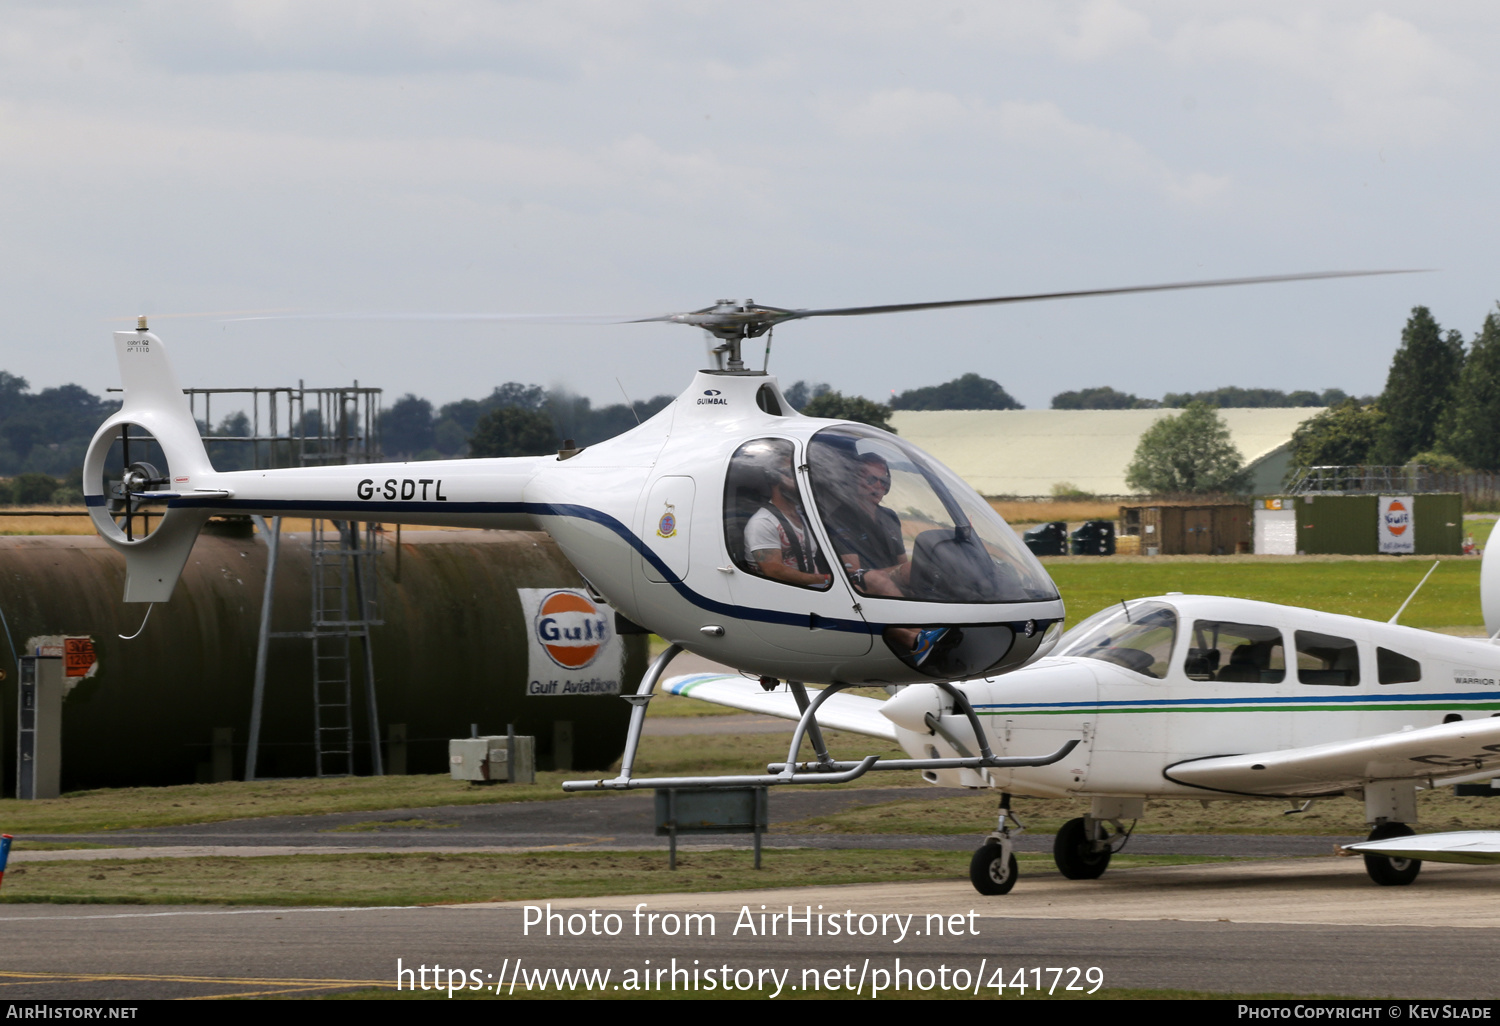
970, 842, 1018, 896
1363, 822, 1422, 886
1053, 817, 1112, 880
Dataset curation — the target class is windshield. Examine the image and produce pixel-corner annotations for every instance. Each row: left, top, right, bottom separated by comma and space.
1057, 601, 1178, 678
805, 424, 1057, 604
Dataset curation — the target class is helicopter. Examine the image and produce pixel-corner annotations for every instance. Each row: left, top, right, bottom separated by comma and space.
84, 271, 1408, 794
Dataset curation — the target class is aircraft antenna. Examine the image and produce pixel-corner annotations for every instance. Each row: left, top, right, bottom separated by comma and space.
1388, 560, 1441, 625
1119, 598, 1130, 623
615, 378, 641, 426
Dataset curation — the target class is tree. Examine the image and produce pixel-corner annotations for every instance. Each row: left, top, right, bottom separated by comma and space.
1051, 386, 1152, 410
1125, 402, 1248, 493
782, 380, 830, 411
800, 391, 897, 432
1373, 307, 1465, 464
381, 394, 435, 459
210, 411, 254, 471
468, 406, 560, 458
1287, 400, 1385, 468
11, 472, 61, 505
435, 383, 549, 456
1440, 310, 1500, 471
891, 373, 1021, 410
1163, 386, 1329, 408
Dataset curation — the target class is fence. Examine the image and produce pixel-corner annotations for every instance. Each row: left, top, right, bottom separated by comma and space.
1285, 466, 1500, 509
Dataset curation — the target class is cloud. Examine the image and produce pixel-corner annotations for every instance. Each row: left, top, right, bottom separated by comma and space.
826, 89, 1229, 204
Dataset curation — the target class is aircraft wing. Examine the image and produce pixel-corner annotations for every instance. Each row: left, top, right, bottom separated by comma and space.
1343, 831, 1500, 865
1164, 716, 1500, 797
661, 673, 898, 741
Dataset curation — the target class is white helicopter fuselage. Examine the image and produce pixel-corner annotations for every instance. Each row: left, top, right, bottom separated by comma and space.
84, 331, 1064, 685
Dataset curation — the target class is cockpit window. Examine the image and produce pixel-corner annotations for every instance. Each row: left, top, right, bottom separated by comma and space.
804, 424, 1057, 604
1296, 631, 1360, 686
1185, 621, 1286, 683
1377, 647, 1421, 685
723, 438, 831, 591
1056, 601, 1177, 678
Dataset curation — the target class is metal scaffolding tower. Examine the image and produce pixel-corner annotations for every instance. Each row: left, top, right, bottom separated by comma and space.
185, 383, 386, 779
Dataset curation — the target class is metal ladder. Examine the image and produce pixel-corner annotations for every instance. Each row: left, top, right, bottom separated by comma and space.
308, 519, 382, 777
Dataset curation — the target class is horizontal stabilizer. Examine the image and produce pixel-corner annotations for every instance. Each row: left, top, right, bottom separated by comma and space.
1344, 830, 1500, 866
1165, 716, 1500, 797
661, 673, 898, 742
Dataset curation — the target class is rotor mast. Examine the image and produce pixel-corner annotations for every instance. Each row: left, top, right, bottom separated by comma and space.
684, 299, 793, 374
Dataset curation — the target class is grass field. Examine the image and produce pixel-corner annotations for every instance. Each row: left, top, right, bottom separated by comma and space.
0, 727, 910, 835
988, 499, 1123, 525
783, 789, 1500, 837
1043, 555, 1483, 628
0, 849, 1231, 907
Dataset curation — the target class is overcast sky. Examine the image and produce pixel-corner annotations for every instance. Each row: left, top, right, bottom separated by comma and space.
3, 2, 1497, 413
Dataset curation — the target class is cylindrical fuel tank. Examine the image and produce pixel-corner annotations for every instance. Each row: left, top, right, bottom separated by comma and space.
0, 522, 643, 791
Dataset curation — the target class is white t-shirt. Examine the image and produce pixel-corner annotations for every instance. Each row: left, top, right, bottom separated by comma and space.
745, 505, 819, 573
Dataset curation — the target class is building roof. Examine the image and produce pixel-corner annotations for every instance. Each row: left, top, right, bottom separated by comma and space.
888, 407, 1325, 497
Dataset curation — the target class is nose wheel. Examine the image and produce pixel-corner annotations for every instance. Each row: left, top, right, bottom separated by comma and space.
969, 841, 1018, 895
970, 793, 1022, 895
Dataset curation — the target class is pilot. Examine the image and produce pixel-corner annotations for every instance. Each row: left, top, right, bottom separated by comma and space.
744, 461, 832, 589
829, 452, 909, 598
827, 452, 946, 664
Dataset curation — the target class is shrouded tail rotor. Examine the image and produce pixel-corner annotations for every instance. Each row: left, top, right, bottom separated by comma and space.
84, 324, 218, 601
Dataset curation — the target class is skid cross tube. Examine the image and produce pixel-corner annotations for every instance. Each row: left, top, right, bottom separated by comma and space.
768, 740, 1078, 774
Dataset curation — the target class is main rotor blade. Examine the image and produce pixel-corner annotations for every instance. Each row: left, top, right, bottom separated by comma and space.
215, 268, 1424, 333
773, 269, 1425, 323
221, 312, 660, 325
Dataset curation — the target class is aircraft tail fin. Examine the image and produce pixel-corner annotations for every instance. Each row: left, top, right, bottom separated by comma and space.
83, 328, 215, 602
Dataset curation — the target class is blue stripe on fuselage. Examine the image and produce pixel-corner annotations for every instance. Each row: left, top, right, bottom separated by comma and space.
162, 494, 877, 635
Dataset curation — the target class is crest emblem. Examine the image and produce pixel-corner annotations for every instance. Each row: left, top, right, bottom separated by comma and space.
657, 502, 678, 539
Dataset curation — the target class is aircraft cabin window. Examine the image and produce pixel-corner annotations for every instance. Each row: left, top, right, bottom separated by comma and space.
1295, 631, 1360, 686
1056, 601, 1177, 679
1377, 647, 1421, 685
803, 424, 1056, 604
722, 438, 832, 591
1184, 621, 1285, 683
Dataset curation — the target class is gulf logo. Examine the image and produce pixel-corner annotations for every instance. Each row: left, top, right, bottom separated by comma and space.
535, 590, 612, 669
1385, 499, 1410, 536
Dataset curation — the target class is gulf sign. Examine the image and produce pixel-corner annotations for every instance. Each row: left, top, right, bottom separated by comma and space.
534, 590, 612, 669
1379, 495, 1415, 554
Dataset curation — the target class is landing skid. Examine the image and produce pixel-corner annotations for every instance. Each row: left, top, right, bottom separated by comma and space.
562, 644, 1077, 792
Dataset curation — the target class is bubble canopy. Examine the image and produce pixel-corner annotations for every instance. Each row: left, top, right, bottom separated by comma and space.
804, 424, 1058, 605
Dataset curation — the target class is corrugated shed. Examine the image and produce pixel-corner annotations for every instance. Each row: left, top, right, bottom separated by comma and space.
887, 407, 1325, 497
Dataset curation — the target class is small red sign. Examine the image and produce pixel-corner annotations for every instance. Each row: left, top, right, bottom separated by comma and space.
63, 637, 96, 678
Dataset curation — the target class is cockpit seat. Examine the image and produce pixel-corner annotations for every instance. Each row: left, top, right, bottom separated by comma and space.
1217, 642, 1272, 683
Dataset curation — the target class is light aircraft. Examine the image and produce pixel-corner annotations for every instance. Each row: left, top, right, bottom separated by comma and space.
664, 563, 1500, 894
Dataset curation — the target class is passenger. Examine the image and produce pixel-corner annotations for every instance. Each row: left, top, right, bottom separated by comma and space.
744, 462, 832, 589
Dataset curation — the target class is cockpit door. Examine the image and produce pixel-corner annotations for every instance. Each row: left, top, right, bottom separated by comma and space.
641, 476, 693, 583
721, 437, 872, 657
